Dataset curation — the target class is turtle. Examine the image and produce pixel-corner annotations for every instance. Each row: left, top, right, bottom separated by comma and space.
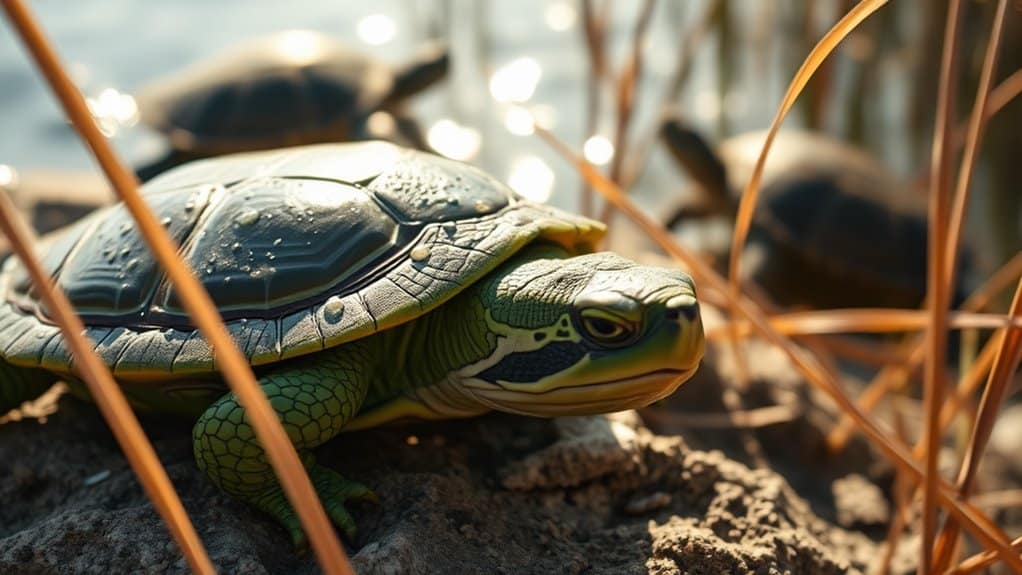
659, 116, 970, 309
0, 142, 705, 546
134, 30, 449, 181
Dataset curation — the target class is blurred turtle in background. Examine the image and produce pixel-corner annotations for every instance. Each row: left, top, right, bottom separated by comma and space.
660, 116, 971, 310
134, 30, 448, 181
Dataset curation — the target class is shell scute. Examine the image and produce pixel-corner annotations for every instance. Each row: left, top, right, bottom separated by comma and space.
0, 143, 605, 376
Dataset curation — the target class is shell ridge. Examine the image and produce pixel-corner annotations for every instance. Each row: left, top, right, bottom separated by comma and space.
356, 292, 378, 330
2, 318, 37, 356
167, 329, 193, 373
145, 183, 227, 317
383, 276, 424, 311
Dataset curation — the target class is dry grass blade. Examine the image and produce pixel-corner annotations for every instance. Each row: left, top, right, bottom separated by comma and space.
930, 1, 1007, 569
721, 0, 888, 447
707, 309, 1022, 339
534, 125, 1022, 570
943, 0, 1007, 307
579, 0, 608, 218
808, 336, 907, 368
598, 0, 656, 226
0, 189, 215, 574
919, 0, 961, 563
935, 334, 999, 439
961, 250, 1022, 312
609, 0, 655, 186
809, 337, 907, 369
934, 277, 1022, 571
828, 342, 920, 452
952, 67, 1022, 153
725, 0, 888, 300
879, 403, 914, 575
907, 334, 999, 461
0, 1, 354, 572
950, 536, 1022, 575
960, 323, 1022, 480
827, 249, 1022, 453
643, 404, 800, 429
619, 0, 722, 189
970, 490, 1022, 510
985, 67, 1022, 124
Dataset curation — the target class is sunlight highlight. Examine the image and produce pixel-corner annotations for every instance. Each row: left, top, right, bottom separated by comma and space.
86, 87, 138, 137
503, 105, 535, 136
583, 135, 614, 165
427, 119, 481, 161
357, 14, 397, 46
545, 1, 577, 31
507, 155, 554, 202
0, 164, 16, 189
489, 57, 542, 103
273, 30, 329, 66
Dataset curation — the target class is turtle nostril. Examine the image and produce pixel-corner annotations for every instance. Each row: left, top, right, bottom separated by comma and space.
665, 300, 699, 323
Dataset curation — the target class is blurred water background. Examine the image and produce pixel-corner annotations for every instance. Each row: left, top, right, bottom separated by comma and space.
0, 1, 1018, 268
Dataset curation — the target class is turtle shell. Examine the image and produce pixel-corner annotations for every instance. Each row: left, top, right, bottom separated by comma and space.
718, 130, 933, 307
137, 31, 395, 155
0, 142, 603, 379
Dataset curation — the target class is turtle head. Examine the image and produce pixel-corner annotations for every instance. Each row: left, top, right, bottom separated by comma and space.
464, 248, 704, 416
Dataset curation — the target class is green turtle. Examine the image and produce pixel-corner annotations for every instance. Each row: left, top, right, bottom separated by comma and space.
0, 142, 704, 546
659, 116, 970, 309
134, 30, 448, 180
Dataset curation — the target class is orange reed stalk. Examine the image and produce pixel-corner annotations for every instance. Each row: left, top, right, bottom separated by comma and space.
917, 0, 961, 565
0, 189, 216, 574
0, 1, 353, 572
827, 250, 1022, 453
930, 0, 1009, 569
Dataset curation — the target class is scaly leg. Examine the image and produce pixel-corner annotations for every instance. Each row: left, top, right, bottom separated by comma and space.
0, 359, 56, 415
192, 340, 376, 547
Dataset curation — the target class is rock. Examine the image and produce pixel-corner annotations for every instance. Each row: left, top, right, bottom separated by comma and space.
0, 395, 882, 574
990, 404, 1022, 478
499, 412, 644, 490
832, 474, 890, 528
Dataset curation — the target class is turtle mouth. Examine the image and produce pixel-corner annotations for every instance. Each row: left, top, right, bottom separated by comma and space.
463, 366, 698, 417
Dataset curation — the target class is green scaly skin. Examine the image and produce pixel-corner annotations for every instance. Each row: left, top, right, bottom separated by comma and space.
192, 338, 377, 547
4, 246, 703, 548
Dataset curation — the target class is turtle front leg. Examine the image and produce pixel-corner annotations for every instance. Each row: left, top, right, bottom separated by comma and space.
192, 340, 376, 547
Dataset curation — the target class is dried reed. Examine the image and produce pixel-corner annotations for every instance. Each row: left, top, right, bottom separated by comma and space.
1, 1, 353, 572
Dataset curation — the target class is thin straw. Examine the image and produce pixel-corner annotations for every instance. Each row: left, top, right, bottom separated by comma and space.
707, 309, 1022, 339
931, 3, 1010, 568
0, 188, 216, 574
951, 535, 1022, 574
827, 250, 1022, 453
0, 1, 353, 572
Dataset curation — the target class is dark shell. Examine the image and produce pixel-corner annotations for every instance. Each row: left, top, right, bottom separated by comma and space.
717, 131, 935, 307
0, 143, 603, 375
137, 31, 397, 154
659, 120, 945, 308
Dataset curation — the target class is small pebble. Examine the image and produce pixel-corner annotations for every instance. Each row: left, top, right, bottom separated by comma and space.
83, 469, 111, 487
624, 491, 672, 515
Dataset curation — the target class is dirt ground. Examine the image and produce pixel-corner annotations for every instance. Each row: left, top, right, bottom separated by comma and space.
0, 334, 925, 575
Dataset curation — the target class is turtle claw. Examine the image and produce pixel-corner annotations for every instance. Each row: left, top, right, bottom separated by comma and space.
250, 465, 377, 548
309, 465, 377, 542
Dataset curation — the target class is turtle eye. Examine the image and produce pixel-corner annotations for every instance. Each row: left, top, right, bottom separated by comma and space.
579, 309, 637, 346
